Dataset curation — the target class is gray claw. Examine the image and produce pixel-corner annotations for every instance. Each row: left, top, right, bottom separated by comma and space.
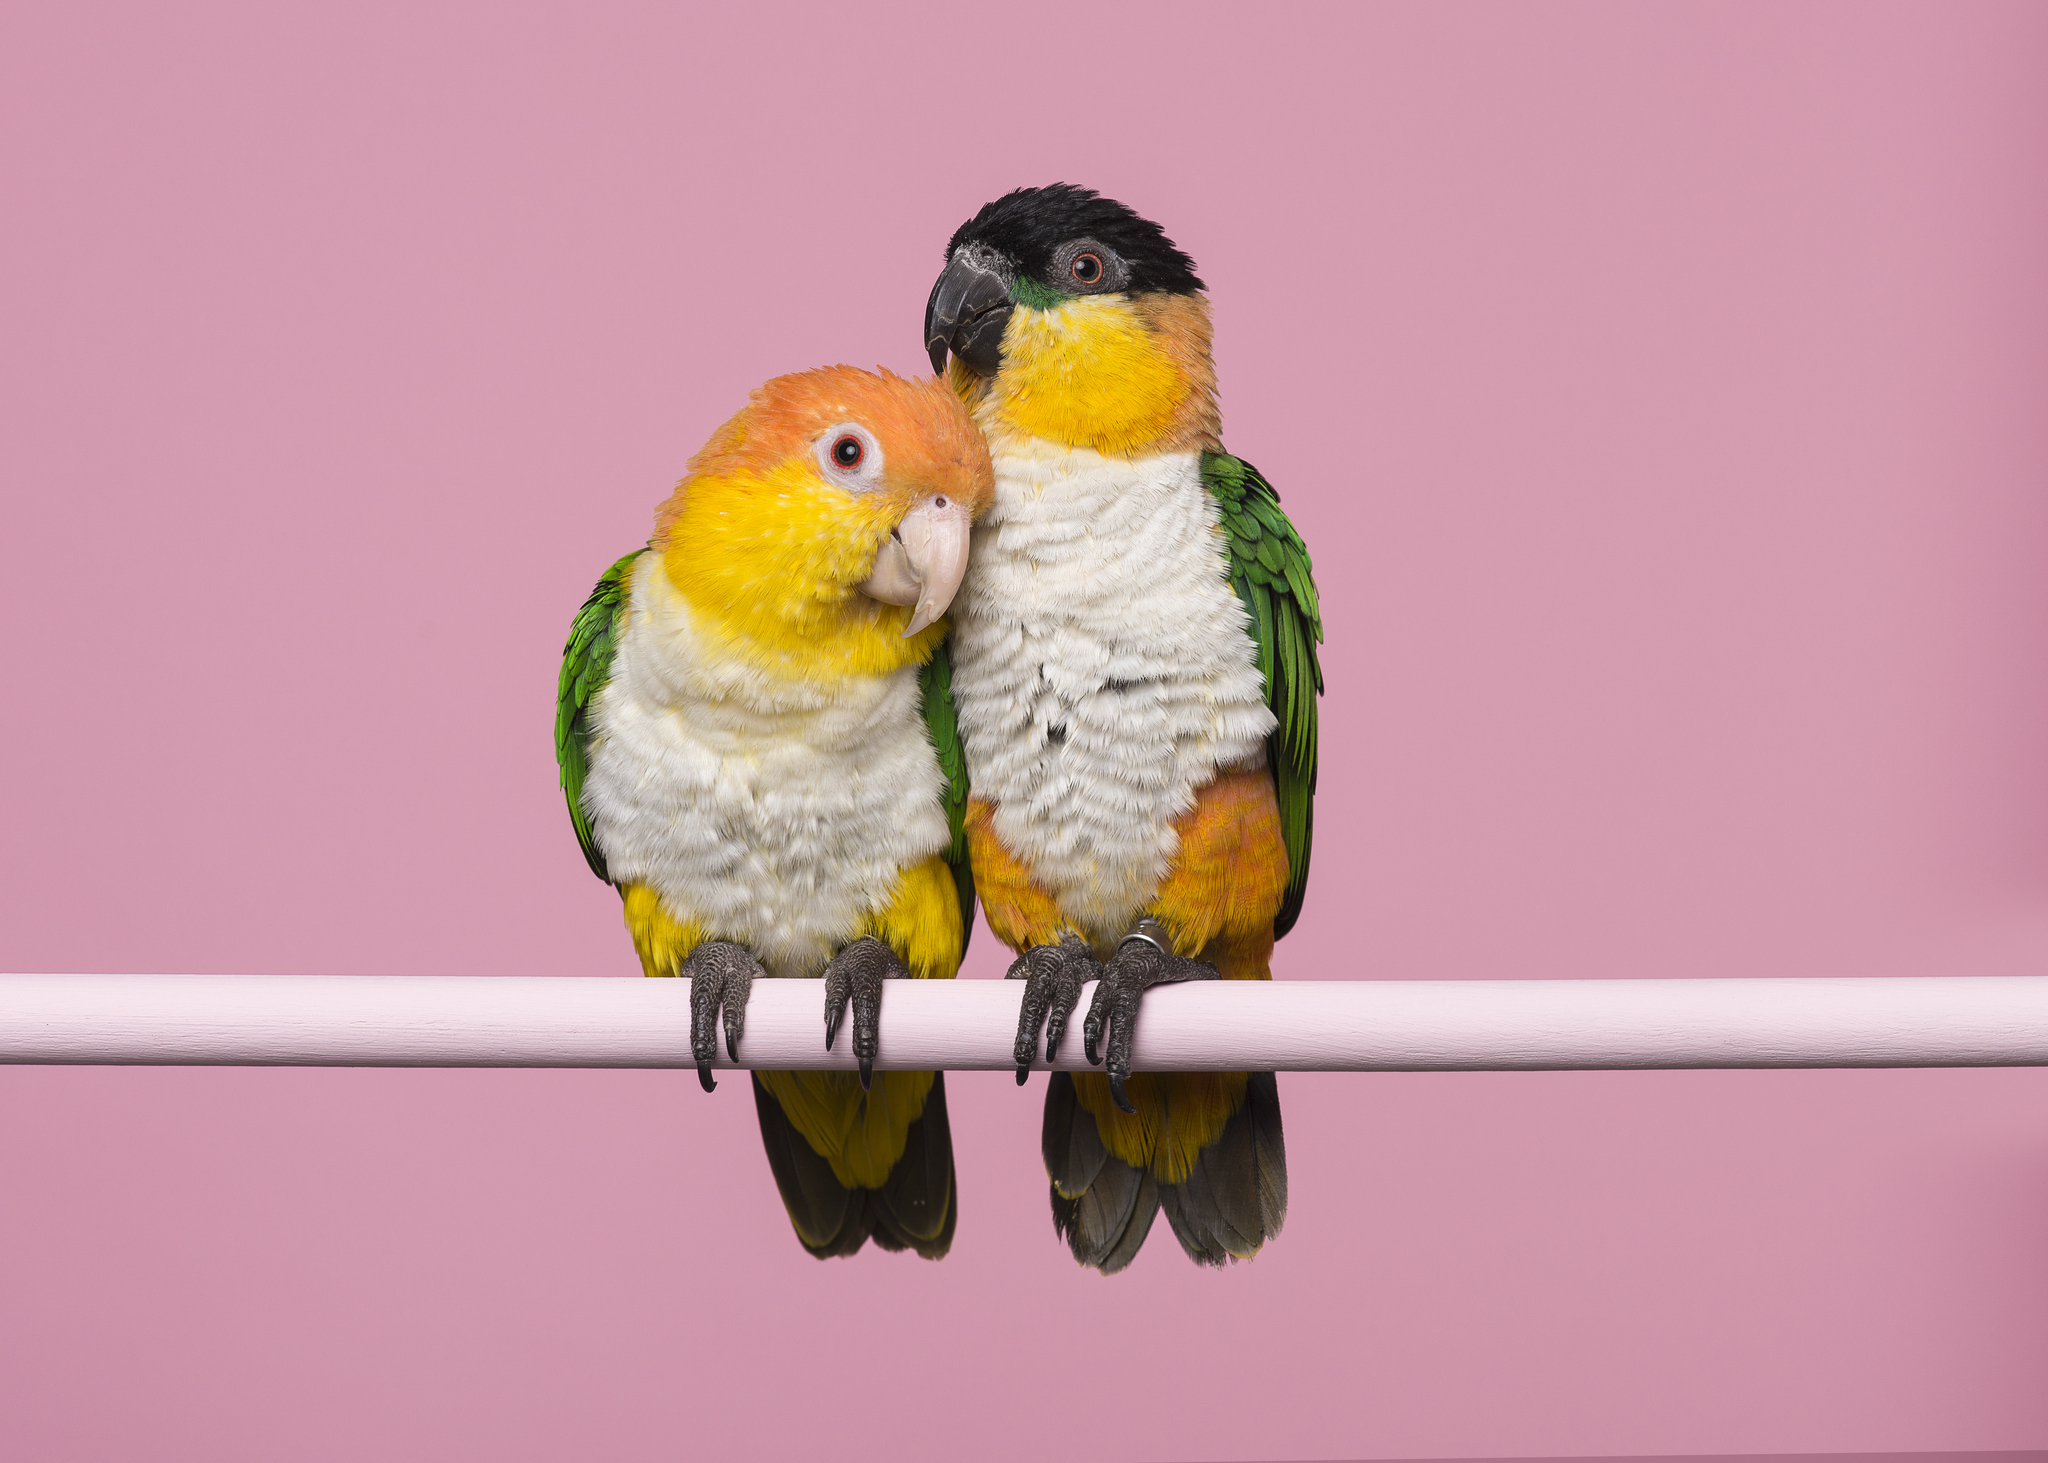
1109, 1070, 1134, 1114
822, 937, 907, 1091
1007, 934, 1099, 1080
1084, 932, 1217, 1113
824, 977, 848, 1052
683, 941, 761, 1094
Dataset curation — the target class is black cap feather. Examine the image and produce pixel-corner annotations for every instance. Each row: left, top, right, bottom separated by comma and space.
946, 184, 1205, 295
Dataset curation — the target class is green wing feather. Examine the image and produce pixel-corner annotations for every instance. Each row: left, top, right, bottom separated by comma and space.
919, 639, 977, 962
555, 551, 642, 883
1203, 452, 1323, 940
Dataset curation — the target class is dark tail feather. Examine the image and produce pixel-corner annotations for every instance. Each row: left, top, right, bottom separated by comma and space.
1158, 1070, 1288, 1266
868, 1073, 958, 1260
1042, 1071, 1160, 1274
1042, 1065, 1107, 1196
753, 1074, 871, 1258
752, 1072, 957, 1261
1247, 1069, 1289, 1233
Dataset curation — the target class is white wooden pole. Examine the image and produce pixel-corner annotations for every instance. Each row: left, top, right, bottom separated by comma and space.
2, 974, 2046, 1071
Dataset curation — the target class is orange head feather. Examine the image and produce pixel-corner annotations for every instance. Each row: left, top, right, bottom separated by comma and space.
657, 366, 991, 543
651, 366, 994, 679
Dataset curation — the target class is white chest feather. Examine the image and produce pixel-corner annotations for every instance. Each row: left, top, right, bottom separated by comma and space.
949, 442, 1275, 939
582, 555, 949, 979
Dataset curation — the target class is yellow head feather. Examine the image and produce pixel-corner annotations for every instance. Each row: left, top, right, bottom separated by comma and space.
956, 292, 1222, 457
652, 366, 993, 678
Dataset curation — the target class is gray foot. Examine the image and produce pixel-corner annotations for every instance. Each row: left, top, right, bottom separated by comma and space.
1084, 921, 1218, 1113
1007, 933, 1103, 1083
823, 936, 908, 1090
684, 941, 762, 1093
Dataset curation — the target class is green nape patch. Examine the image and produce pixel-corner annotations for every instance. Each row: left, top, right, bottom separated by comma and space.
1009, 276, 1066, 311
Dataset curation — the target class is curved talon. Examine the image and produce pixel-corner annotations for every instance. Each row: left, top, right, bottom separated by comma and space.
683, 941, 760, 1095
1044, 983, 1077, 1066
1007, 935, 1098, 1081
1109, 1072, 1134, 1114
1006, 950, 1033, 1081
1088, 932, 1219, 1114
822, 936, 906, 1092
823, 984, 847, 1052
1082, 968, 1113, 1067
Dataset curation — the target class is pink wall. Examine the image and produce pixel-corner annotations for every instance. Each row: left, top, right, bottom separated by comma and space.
4, 2, 2046, 1457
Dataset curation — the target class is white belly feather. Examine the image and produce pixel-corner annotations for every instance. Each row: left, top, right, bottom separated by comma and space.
949, 441, 1275, 940
582, 555, 950, 979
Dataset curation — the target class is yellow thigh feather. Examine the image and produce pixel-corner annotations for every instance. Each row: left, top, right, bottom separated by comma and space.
626, 860, 962, 1189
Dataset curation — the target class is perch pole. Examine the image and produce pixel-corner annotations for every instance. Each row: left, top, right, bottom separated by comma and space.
2, 975, 2046, 1071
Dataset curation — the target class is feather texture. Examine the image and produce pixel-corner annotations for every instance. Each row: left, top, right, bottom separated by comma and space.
1203, 453, 1322, 939
754, 1073, 957, 1260
555, 551, 642, 883
919, 642, 975, 962
1155, 1070, 1287, 1266
948, 442, 1275, 942
933, 190, 1320, 1273
583, 556, 952, 980
1044, 1073, 1160, 1274
555, 365, 988, 1265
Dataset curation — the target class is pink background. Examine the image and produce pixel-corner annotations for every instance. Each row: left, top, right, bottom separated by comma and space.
4, 3, 2046, 1457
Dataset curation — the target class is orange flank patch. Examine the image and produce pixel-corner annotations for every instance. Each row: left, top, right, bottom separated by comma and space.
1072, 768, 1286, 1179
963, 798, 1066, 952
973, 769, 1290, 1182
1151, 766, 1289, 973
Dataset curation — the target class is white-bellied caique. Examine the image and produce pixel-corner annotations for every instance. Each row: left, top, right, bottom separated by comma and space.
555, 366, 993, 1259
924, 186, 1323, 1271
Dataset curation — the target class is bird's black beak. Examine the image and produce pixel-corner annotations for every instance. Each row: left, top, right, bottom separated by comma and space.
924, 248, 1014, 378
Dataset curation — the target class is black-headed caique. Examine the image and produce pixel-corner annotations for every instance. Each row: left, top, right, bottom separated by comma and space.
924, 186, 1323, 1271
556, 367, 993, 1259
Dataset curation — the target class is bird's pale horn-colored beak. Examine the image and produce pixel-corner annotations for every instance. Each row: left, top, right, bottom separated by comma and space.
858, 494, 972, 637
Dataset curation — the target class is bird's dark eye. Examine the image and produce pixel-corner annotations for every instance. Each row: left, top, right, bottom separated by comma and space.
831, 435, 863, 469
1070, 252, 1103, 285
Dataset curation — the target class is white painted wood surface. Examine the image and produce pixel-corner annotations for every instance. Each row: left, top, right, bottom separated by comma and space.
2, 974, 2046, 1071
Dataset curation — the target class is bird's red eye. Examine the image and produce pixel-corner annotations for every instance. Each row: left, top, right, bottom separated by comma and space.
831, 435, 863, 469
1071, 252, 1103, 285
